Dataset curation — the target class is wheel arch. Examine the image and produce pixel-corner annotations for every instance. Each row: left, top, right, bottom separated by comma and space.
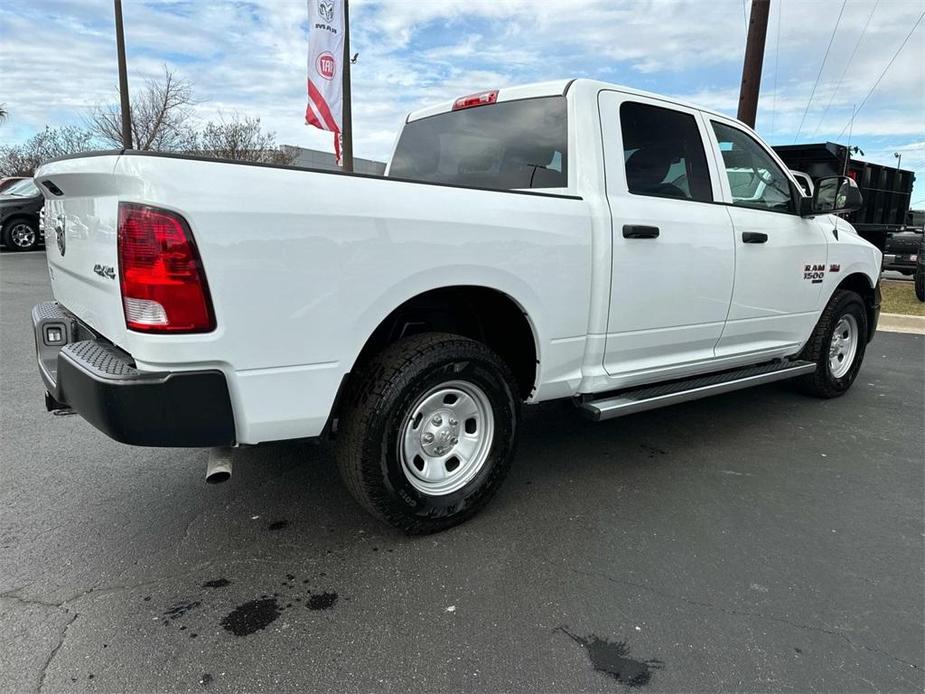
347, 284, 540, 402
832, 271, 879, 342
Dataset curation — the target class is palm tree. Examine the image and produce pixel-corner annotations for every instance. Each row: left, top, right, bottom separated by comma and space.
0, 104, 7, 123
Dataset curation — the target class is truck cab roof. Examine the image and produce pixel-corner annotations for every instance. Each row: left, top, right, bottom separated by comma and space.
406, 78, 730, 124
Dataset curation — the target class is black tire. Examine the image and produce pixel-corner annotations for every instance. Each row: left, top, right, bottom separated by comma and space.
336, 332, 520, 534
915, 265, 924, 302
2, 217, 40, 252
797, 289, 868, 398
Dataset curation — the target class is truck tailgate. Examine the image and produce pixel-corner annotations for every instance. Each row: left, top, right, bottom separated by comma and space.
35, 154, 130, 347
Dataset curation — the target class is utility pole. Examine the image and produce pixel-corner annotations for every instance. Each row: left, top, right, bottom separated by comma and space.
340, 0, 354, 172
114, 0, 133, 149
737, 0, 771, 129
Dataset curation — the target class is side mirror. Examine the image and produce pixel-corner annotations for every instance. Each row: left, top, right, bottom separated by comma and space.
801, 175, 863, 217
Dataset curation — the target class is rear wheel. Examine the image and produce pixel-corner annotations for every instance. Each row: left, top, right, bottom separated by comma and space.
2, 219, 40, 251
336, 332, 519, 534
797, 289, 868, 398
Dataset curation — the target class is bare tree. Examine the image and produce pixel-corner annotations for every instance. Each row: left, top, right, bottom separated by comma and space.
193, 114, 296, 165
86, 66, 197, 151
0, 126, 97, 177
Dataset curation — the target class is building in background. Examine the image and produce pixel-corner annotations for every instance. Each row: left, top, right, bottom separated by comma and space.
281, 146, 385, 175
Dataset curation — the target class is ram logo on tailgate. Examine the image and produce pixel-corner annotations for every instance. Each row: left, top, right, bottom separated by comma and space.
54, 215, 66, 256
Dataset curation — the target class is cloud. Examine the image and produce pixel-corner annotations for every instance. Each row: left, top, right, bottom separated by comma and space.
1, 0, 922, 197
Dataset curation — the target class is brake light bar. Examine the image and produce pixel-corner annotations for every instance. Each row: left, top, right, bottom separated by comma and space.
117, 203, 216, 333
452, 90, 498, 111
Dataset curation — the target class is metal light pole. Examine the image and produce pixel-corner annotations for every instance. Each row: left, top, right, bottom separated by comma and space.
894, 152, 902, 171
737, 0, 771, 128
114, 0, 133, 149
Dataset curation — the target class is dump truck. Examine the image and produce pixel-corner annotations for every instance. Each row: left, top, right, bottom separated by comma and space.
773, 142, 916, 253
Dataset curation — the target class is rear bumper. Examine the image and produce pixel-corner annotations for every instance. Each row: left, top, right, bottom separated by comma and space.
33, 302, 235, 447
882, 254, 918, 272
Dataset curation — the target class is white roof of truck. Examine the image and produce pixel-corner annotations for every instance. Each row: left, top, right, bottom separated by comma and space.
406, 78, 730, 123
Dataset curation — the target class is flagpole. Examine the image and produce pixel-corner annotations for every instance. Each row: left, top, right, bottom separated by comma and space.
341, 0, 354, 172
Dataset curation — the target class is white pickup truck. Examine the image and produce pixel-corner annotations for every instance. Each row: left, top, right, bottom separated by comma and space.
33, 79, 881, 533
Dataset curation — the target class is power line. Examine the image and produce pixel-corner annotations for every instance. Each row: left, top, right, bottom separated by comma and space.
770, 0, 782, 132
836, 9, 925, 139
794, 0, 848, 142
810, 0, 879, 139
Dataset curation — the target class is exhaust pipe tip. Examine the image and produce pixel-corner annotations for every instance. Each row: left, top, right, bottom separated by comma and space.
206, 469, 231, 485
206, 447, 233, 484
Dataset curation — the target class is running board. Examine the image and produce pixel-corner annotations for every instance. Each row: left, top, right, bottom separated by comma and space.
579, 360, 817, 421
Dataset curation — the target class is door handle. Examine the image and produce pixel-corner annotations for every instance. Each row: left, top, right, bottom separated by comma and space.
742, 232, 768, 244
623, 225, 660, 239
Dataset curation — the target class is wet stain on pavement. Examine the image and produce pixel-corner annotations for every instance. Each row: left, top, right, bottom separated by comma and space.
267, 520, 289, 531
558, 627, 663, 687
158, 572, 340, 641
640, 444, 667, 459
306, 591, 338, 610
220, 598, 281, 636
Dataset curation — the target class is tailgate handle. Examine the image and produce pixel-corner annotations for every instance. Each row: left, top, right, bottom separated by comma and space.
742, 231, 768, 244
623, 225, 660, 239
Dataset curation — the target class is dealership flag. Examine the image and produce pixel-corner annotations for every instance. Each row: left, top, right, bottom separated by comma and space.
305, 0, 345, 162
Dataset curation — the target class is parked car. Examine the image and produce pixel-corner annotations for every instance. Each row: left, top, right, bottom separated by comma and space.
883, 230, 923, 275
31, 79, 881, 533
0, 176, 28, 193
915, 235, 925, 302
0, 178, 44, 251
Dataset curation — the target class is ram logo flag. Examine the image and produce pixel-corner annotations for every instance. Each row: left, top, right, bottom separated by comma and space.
306, 0, 344, 161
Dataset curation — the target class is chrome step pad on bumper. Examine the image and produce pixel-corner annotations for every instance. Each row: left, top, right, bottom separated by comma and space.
580, 360, 817, 421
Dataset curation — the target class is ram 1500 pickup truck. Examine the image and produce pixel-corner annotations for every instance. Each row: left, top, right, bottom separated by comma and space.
32, 79, 881, 533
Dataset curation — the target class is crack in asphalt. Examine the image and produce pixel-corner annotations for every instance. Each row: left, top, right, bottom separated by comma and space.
36, 612, 78, 693
1, 565, 215, 609
572, 568, 922, 672
0, 591, 63, 609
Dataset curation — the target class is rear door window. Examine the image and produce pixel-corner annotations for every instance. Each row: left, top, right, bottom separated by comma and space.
389, 96, 568, 191
619, 101, 713, 202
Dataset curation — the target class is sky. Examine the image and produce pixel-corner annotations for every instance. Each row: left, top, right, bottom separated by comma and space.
1, 0, 923, 204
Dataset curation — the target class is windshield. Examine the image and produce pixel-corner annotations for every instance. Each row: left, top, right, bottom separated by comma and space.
2, 179, 39, 197
389, 96, 568, 191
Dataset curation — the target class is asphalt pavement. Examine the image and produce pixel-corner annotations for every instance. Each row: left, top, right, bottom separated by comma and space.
1, 250, 923, 693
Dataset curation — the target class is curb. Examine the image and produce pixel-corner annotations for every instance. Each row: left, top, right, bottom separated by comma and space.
877, 312, 925, 335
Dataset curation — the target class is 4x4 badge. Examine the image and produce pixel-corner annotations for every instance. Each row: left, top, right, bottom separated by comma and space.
93, 264, 116, 280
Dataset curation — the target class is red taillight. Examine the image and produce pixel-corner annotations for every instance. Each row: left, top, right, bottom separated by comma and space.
452, 89, 498, 111
117, 203, 215, 333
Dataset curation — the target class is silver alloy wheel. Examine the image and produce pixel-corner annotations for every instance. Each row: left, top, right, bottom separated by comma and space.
400, 379, 495, 496
828, 313, 858, 379
9, 222, 37, 249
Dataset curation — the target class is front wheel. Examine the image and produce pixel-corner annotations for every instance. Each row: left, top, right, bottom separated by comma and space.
915, 265, 924, 302
2, 219, 40, 252
797, 289, 869, 398
336, 333, 520, 534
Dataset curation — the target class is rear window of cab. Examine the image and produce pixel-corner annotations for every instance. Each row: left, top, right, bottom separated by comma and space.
389, 96, 568, 191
